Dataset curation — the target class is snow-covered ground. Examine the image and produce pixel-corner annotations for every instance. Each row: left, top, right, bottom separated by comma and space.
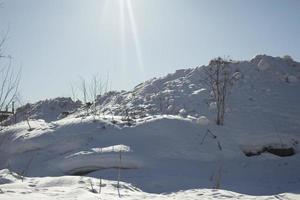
0, 169, 297, 200
0, 55, 300, 199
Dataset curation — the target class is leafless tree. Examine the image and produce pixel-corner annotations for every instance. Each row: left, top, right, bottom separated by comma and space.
79, 77, 90, 115
104, 72, 110, 94
80, 77, 88, 104
70, 84, 77, 102
202, 57, 236, 125
77, 75, 107, 117
0, 35, 21, 113
89, 74, 104, 116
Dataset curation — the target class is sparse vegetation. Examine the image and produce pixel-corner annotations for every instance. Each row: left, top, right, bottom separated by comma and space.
71, 74, 109, 119
0, 32, 21, 124
200, 129, 223, 189
202, 57, 237, 125
88, 178, 97, 193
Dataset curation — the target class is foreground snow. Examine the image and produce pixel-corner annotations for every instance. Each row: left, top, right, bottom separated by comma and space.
0, 169, 298, 200
0, 116, 299, 195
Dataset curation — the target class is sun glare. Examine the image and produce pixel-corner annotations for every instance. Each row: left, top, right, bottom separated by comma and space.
101, 0, 144, 77
125, 0, 144, 74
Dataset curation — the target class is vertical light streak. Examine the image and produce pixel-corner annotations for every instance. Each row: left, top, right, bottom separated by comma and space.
126, 0, 145, 74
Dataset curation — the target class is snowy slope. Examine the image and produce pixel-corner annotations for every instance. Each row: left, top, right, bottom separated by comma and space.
0, 55, 300, 199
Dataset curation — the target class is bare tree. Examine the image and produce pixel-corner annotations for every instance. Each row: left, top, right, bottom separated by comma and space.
70, 84, 77, 102
79, 77, 90, 115
104, 72, 110, 94
80, 77, 88, 104
202, 57, 236, 125
0, 35, 21, 113
77, 75, 107, 117
89, 74, 104, 116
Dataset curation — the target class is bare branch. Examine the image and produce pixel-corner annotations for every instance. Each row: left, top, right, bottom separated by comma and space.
0, 36, 21, 113
202, 57, 235, 125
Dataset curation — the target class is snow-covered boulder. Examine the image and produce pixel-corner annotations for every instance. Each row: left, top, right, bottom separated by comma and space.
197, 116, 210, 126
167, 105, 174, 113
284, 75, 298, 83
257, 58, 271, 71
179, 108, 187, 117
232, 71, 242, 80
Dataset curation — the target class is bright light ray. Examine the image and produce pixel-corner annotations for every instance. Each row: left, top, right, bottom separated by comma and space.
99, 0, 145, 79
119, 0, 126, 74
120, 0, 125, 47
125, 0, 145, 74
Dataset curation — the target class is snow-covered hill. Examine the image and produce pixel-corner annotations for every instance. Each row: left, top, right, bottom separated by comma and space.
0, 55, 300, 199
95, 55, 300, 119
7, 54, 300, 124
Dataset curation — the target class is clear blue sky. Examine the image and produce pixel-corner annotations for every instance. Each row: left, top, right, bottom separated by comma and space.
0, 0, 299, 102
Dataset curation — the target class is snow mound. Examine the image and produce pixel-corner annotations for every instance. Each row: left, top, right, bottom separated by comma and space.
59, 145, 140, 175
257, 58, 272, 71
285, 75, 298, 83
197, 116, 210, 126
94, 55, 300, 119
0, 169, 22, 184
4, 97, 81, 124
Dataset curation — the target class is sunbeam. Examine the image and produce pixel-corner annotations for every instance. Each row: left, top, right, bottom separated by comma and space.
97, 0, 145, 78
125, 0, 145, 75
119, 0, 126, 75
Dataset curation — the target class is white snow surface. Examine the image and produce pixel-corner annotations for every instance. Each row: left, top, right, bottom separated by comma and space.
0, 169, 298, 200
1, 55, 300, 199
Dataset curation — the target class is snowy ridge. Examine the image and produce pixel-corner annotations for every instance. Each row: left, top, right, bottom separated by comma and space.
95, 55, 300, 119
6, 55, 300, 123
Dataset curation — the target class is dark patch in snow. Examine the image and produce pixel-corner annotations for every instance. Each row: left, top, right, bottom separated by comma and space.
243, 145, 295, 157
67, 166, 135, 176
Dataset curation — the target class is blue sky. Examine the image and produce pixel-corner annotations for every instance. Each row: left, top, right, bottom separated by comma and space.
0, 0, 299, 102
